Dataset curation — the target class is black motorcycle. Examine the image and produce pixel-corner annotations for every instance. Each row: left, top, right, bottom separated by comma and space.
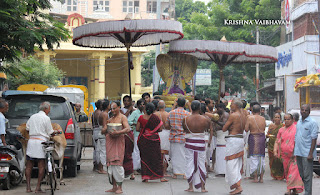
0, 128, 25, 190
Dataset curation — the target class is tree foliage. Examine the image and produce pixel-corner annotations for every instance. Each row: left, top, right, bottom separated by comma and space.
0, 0, 69, 62
141, 50, 155, 87
175, 0, 207, 22
177, 0, 281, 100
6, 56, 65, 89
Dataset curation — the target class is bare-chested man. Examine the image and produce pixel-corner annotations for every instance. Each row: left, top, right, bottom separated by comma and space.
101, 101, 130, 194
154, 100, 170, 176
222, 98, 247, 195
245, 105, 266, 183
182, 101, 210, 193
120, 95, 135, 117
200, 103, 215, 176
205, 99, 215, 113
206, 103, 229, 177
96, 100, 110, 174
92, 99, 103, 171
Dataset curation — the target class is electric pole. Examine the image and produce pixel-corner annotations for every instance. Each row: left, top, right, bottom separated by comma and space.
256, 26, 260, 102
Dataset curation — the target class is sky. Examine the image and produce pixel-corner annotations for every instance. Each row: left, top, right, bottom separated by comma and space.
194, 0, 211, 4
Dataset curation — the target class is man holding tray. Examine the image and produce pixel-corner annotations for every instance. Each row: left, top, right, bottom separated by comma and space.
101, 101, 130, 194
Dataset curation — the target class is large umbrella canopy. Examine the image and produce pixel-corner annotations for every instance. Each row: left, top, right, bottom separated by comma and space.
73, 19, 184, 96
169, 40, 278, 101
73, 19, 183, 48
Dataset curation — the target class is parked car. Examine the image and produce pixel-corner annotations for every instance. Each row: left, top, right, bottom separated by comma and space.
288, 109, 320, 176
4, 94, 86, 177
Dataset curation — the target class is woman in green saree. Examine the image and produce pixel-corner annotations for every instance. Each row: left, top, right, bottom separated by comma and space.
266, 113, 284, 180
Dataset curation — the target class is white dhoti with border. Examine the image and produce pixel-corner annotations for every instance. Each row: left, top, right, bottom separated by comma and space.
93, 127, 106, 165
159, 129, 170, 153
204, 133, 215, 166
249, 156, 265, 177
243, 131, 251, 177
132, 134, 141, 170
185, 136, 206, 189
95, 138, 106, 165
26, 135, 48, 159
215, 131, 228, 174
107, 165, 124, 185
225, 135, 244, 190
170, 142, 186, 175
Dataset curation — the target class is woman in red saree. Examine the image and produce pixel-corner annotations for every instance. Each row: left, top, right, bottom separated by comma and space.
274, 114, 304, 195
136, 103, 168, 182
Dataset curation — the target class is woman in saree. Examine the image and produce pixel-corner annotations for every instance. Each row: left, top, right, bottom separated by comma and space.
136, 103, 169, 182
266, 113, 285, 180
274, 114, 304, 195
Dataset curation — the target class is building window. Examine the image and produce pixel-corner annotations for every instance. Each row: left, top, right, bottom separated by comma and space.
93, 1, 110, 12
123, 1, 139, 13
67, 0, 77, 11
147, 0, 157, 13
285, 32, 292, 43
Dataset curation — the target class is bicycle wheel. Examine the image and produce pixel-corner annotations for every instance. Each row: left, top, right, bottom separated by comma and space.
52, 162, 58, 191
49, 172, 54, 195
48, 157, 57, 195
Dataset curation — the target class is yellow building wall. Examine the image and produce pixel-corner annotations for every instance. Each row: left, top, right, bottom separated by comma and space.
105, 54, 126, 99
37, 49, 146, 103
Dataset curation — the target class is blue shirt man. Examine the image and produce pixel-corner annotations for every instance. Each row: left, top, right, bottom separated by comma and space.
294, 116, 319, 158
294, 104, 319, 195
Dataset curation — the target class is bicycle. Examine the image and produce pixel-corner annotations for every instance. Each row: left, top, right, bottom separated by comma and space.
42, 141, 58, 195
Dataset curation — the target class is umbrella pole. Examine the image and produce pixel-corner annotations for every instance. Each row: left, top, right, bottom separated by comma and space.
127, 48, 132, 97
218, 66, 223, 103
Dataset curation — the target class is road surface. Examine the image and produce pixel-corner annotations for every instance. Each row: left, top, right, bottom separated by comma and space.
2, 148, 320, 195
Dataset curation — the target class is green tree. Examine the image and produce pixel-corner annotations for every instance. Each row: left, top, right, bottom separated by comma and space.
141, 50, 155, 87
6, 56, 65, 89
175, 0, 207, 22
0, 0, 69, 62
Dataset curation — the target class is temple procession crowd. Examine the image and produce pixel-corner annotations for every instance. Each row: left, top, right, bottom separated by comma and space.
90, 93, 319, 195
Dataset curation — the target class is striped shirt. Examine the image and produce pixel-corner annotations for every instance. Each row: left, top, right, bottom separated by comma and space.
166, 107, 191, 143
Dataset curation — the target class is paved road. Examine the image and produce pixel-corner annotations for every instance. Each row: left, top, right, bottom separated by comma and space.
2, 148, 320, 195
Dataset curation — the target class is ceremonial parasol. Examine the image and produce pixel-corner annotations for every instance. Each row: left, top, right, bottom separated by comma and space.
169, 39, 278, 101
73, 19, 184, 96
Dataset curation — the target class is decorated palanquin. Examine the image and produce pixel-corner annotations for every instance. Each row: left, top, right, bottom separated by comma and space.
294, 73, 320, 109
156, 54, 197, 107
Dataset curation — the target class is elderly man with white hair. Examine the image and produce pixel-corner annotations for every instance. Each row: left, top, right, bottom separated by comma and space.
25, 101, 61, 193
222, 98, 247, 195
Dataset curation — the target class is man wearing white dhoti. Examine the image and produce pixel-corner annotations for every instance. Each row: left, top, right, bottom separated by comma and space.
128, 98, 145, 171
225, 135, 244, 193
200, 102, 214, 175
92, 99, 103, 171
222, 98, 247, 195
212, 103, 229, 176
96, 100, 110, 174
25, 102, 61, 193
182, 100, 210, 193
166, 97, 191, 179
155, 100, 171, 176
245, 105, 266, 183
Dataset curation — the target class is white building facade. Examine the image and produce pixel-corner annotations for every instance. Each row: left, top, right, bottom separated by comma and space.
275, 0, 319, 112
